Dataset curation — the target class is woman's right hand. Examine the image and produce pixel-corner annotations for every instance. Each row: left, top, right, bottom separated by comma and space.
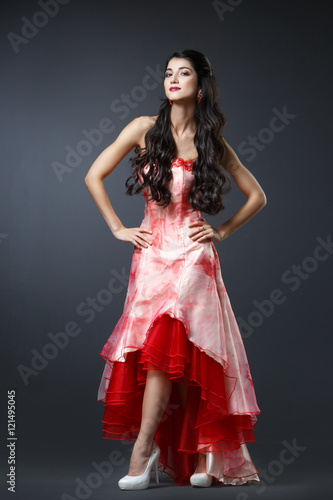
112, 226, 153, 249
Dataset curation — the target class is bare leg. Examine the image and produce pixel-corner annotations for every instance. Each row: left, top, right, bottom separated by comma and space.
127, 369, 172, 476
177, 383, 206, 474
176, 382, 206, 473
195, 452, 207, 473
176, 382, 189, 411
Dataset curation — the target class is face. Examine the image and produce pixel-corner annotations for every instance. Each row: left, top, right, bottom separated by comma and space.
164, 57, 199, 103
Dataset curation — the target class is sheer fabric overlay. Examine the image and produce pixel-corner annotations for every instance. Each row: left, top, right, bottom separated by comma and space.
98, 158, 261, 486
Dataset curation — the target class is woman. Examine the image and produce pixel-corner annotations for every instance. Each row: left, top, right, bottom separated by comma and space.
85, 49, 267, 490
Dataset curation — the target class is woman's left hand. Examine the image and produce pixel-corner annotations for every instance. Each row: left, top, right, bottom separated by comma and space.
188, 220, 224, 243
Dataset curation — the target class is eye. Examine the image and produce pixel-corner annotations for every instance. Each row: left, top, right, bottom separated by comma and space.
165, 71, 190, 78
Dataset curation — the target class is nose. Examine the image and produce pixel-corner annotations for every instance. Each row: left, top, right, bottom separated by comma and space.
170, 73, 179, 84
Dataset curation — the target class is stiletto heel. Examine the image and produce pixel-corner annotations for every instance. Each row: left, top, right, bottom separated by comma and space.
154, 455, 159, 484
118, 441, 160, 490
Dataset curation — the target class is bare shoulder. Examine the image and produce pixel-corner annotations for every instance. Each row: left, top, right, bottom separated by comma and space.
134, 115, 158, 148
114, 115, 157, 148
136, 115, 158, 127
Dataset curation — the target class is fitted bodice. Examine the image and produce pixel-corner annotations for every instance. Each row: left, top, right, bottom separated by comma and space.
140, 158, 202, 229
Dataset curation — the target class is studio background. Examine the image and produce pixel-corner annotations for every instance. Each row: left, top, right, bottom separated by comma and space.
0, 1, 332, 499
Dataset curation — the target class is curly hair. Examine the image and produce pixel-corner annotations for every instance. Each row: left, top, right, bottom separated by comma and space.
125, 49, 232, 215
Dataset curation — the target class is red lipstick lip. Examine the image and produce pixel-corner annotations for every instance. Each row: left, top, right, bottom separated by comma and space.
170, 87, 180, 91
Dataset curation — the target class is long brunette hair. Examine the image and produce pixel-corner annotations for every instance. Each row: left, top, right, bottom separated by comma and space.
125, 49, 232, 215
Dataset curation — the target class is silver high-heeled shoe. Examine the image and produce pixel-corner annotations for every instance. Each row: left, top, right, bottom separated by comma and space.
118, 442, 160, 490
190, 452, 213, 487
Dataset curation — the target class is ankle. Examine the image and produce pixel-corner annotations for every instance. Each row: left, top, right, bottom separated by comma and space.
135, 435, 154, 450
195, 453, 207, 473
132, 437, 154, 456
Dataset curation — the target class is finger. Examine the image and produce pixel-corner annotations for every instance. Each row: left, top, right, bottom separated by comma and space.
136, 233, 152, 245
188, 221, 204, 228
136, 241, 148, 249
136, 238, 149, 248
190, 227, 208, 239
136, 229, 153, 243
196, 231, 212, 242
131, 236, 141, 248
188, 226, 206, 236
193, 229, 212, 241
132, 235, 148, 248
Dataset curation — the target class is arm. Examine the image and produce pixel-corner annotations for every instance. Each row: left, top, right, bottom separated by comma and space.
188, 138, 267, 243
217, 138, 267, 239
84, 116, 153, 249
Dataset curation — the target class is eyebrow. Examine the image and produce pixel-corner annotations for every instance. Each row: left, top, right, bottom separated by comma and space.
165, 66, 192, 72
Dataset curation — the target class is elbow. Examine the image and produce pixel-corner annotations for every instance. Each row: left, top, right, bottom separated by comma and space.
84, 173, 100, 186
250, 190, 267, 211
257, 191, 267, 210
85, 173, 105, 194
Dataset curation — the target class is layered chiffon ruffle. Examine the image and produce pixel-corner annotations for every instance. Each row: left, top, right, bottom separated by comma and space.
99, 313, 260, 486
98, 158, 261, 486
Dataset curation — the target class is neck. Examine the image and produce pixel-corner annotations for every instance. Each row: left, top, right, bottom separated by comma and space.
169, 100, 197, 138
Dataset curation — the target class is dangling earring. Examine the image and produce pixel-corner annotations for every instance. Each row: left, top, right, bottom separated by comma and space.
197, 89, 203, 103
169, 99, 172, 106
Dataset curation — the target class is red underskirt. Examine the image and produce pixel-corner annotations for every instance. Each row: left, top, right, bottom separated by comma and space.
99, 313, 258, 485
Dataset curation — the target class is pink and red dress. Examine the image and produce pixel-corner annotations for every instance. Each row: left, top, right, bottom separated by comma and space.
97, 157, 261, 486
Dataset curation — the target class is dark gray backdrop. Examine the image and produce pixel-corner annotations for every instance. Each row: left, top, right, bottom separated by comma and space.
1, 1, 332, 499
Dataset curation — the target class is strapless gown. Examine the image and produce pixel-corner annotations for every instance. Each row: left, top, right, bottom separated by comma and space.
97, 157, 261, 486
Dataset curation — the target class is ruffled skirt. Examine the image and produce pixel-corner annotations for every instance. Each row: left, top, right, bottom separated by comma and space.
98, 313, 260, 486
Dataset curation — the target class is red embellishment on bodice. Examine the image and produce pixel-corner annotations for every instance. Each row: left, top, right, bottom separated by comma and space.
171, 157, 194, 172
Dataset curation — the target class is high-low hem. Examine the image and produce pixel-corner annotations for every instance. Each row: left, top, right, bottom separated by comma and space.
98, 313, 260, 486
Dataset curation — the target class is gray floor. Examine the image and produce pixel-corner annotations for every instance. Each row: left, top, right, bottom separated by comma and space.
2, 439, 332, 500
